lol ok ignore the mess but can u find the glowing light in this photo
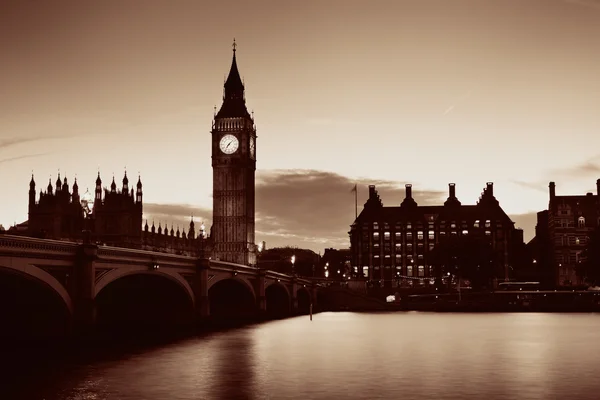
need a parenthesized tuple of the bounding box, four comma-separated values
(325, 270, 329, 278)
(291, 255, 295, 265)
(257, 242, 263, 252)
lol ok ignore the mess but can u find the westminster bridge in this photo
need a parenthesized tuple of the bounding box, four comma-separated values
(0, 234, 317, 338)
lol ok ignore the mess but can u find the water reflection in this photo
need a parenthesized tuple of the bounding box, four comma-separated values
(8, 312, 600, 400)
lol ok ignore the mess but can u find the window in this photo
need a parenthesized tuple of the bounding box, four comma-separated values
(578, 216, 586, 228)
(384, 231, 390, 239)
(474, 220, 480, 228)
(417, 231, 424, 240)
(575, 237, 580, 245)
(373, 222, 379, 229)
(485, 230, 491, 236)
(374, 254, 380, 258)
(395, 232, 401, 238)
(429, 243, 435, 251)
(406, 223, 412, 229)
(417, 254, 424, 260)
(450, 223, 457, 228)
(407, 266, 413, 276)
(462, 230, 468, 235)
(395, 254, 401, 259)
(451, 231, 457, 235)
(485, 220, 491, 228)
(363, 267, 369, 278)
(418, 266, 425, 277)
(374, 243, 380, 248)
(406, 232, 413, 240)
(395, 243, 401, 248)
(384, 223, 390, 229)
(373, 232, 380, 239)
(428, 230, 435, 240)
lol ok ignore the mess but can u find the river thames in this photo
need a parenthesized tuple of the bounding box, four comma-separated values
(6, 312, 600, 399)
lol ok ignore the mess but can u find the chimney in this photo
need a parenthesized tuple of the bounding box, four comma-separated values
(549, 181, 556, 200)
(486, 182, 493, 196)
(448, 183, 456, 198)
(368, 185, 376, 199)
(597, 179, 600, 197)
(405, 184, 412, 199)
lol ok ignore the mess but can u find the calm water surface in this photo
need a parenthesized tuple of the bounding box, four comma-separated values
(9, 312, 600, 399)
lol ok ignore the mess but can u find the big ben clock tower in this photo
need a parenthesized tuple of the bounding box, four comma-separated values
(211, 40, 257, 266)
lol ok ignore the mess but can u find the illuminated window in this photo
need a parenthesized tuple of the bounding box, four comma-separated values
(363, 267, 369, 277)
(417, 243, 424, 249)
(373, 232, 380, 239)
(385, 254, 391, 258)
(374, 243, 380, 248)
(474, 220, 480, 228)
(418, 266, 425, 276)
(406, 223, 412, 229)
(406, 232, 413, 240)
(395, 254, 401, 258)
(384, 231, 390, 239)
(417, 231, 424, 240)
(462, 230, 468, 235)
(407, 243, 413, 250)
(373, 222, 379, 229)
(485, 220, 491, 228)
(428, 231, 435, 240)
(451, 231, 457, 235)
(450, 223, 456, 229)
(374, 254, 380, 258)
(407, 266, 413, 276)
(578, 217, 586, 228)
(395, 232, 401, 238)
(395, 243, 401, 248)
(576, 237, 580, 245)
(485, 230, 491, 236)
(429, 243, 435, 250)
(418, 254, 424, 260)
(384, 223, 390, 229)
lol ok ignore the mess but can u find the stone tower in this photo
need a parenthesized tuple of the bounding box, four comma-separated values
(211, 40, 257, 265)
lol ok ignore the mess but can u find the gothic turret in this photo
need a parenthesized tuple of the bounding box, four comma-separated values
(95, 172, 102, 201)
(72, 178, 80, 203)
(56, 173, 62, 192)
(47, 178, 53, 195)
(110, 176, 117, 193)
(29, 175, 36, 211)
(136, 175, 143, 203)
(122, 171, 129, 193)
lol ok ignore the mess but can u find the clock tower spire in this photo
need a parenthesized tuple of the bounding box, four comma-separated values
(211, 40, 257, 266)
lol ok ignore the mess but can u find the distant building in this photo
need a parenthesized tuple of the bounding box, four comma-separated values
(10, 172, 210, 257)
(348, 182, 523, 288)
(321, 248, 352, 279)
(530, 180, 600, 286)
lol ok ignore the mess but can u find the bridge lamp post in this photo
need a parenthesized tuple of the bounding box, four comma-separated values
(291, 255, 296, 276)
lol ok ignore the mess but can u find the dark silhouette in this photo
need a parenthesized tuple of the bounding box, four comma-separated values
(577, 226, 600, 285)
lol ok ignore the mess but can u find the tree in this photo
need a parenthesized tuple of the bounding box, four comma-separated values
(577, 227, 600, 286)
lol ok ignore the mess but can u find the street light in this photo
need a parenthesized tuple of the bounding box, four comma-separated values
(291, 255, 296, 275)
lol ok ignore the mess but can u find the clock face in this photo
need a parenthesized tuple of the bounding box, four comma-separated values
(219, 134, 239, 154)
(249, 137, 255, 158)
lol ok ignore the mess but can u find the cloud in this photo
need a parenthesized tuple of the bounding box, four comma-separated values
(565, 0, 600, 11)
(550, 158, 600, 178)
(140, 170, 544, 250)
(0, 153, 52, 165)
(142, 169, 446, 251)
(0, 135, 78, 151)
(142, 203, 212, 231)
(510, 179, 548, 194)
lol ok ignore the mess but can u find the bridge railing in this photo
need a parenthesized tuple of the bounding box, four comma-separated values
(0, 234, 79, 255)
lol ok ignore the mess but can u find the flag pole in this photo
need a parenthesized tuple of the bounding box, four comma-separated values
(354, 184, 357, 220)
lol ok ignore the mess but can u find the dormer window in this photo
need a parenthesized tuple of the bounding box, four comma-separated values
(578, 216, 586, 228)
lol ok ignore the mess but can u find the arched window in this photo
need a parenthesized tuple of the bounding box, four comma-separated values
(578, 216, 585, 228)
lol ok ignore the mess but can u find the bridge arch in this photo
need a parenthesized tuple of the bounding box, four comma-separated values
(265, 281, 291, 318)
(207, 275, 256, 299)
(94, 265, 195, 306)
(0, 261, 73, 315)
(296, 286, 312, 315)
(207, 275, 257, 320)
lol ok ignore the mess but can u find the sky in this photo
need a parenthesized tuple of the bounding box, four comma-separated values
(1, 0, 599, 252)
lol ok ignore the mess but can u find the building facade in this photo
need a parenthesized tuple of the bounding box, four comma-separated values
(531, 180, 600, 286)
(348, 182, 523, 287)
(19, 172, 210, 256)
(210, 42, 258, 266)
